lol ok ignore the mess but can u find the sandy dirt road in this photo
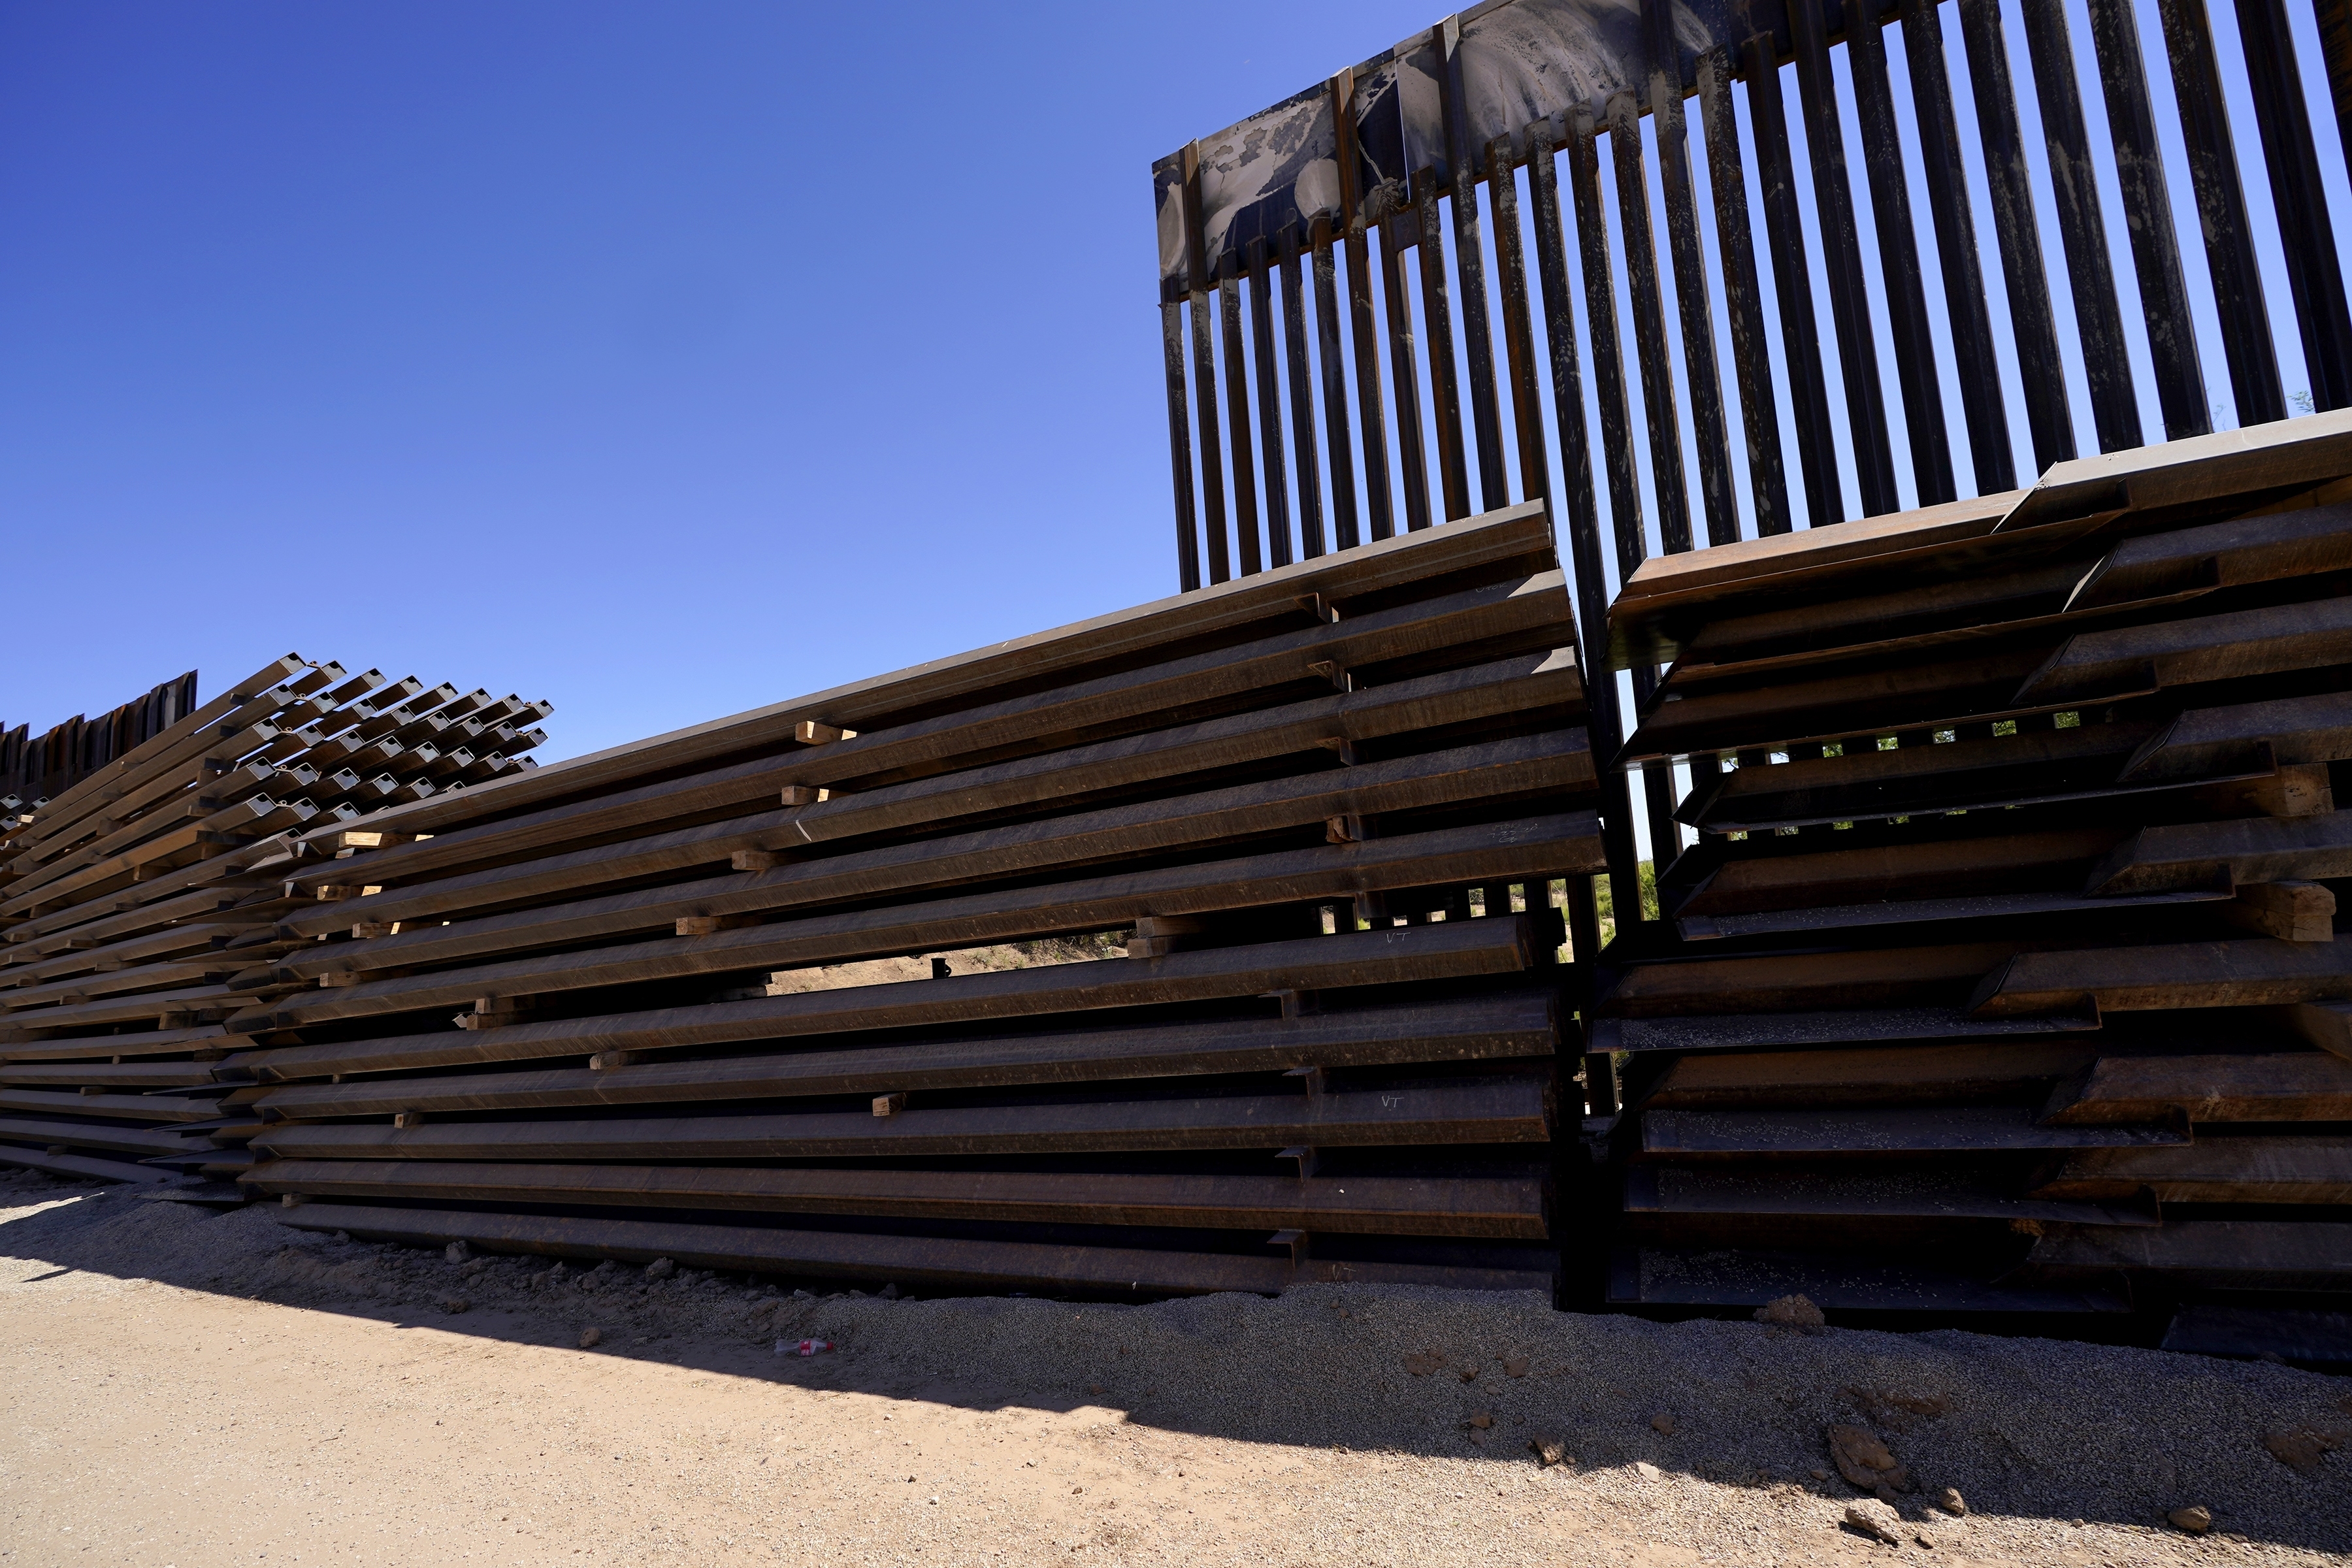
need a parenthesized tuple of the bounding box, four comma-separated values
(1, 1172, 2347, 1568)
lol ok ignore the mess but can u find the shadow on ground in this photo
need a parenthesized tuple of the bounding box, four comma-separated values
(3, 1167, 2348, 1558)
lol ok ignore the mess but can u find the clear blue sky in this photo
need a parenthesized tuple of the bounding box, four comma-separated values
(1, 2, 1437, 760)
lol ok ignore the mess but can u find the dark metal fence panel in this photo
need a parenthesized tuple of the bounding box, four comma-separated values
(3, 672, 199, 807)
(1151, 0, 2352, 894)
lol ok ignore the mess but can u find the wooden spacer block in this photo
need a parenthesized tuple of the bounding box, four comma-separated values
(1122, 914, 1232, 956)
(1305, 659, 1350, 692)
(392, 1111, 425, 1129)
(313, 884, 367, 902)
(78, 1085, 106, 1097)
(794, 721, 857, 745)
(732, 849, 783, 872)
(1266, 989, 1321, 1021)
(456, 996, 533, 1030)
(44, 1145, 69, 1156)
(589, 1050, 638, 1070)
(2192, 763, 2335, 819)
(1316, 736, 1364, 766)
(351, 921, 396, 940)
(2222, 881, 2338, 943)
(872, 1092, 908, 1117)
(280, 1192, 306, 1207)
(338, 829, 419, 851)
(676, 914, 759, 937)
(779, 785, 830, 806)
(1134, 915, 1206, 939)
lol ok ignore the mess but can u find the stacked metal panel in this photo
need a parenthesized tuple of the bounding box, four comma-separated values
(0, 661, 548, 1186)
(1597, 418, 2352, 1323)
(3, 671, 198, 808)
(231, 505, 1605, 1297)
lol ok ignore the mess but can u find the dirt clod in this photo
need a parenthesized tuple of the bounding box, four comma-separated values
(1755, 1294, 1827, 1331)
(1827, 1423, 1912, 1493)
(1843, 1505, 1901, 1544)
(2264, 1428, 2340, 1475)
(578, 1326, 601, 1348)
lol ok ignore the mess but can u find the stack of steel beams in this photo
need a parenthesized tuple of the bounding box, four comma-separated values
(0, 661, 548, 1188)
(235, 504, 1606, 1297)
(1597, 417, 2352, 1326)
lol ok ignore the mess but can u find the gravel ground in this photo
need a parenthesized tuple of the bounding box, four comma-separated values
(1, 1166, 2347, 1567)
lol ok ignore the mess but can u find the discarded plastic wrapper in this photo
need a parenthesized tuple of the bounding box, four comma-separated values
(776, 1338, 833, 1356)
